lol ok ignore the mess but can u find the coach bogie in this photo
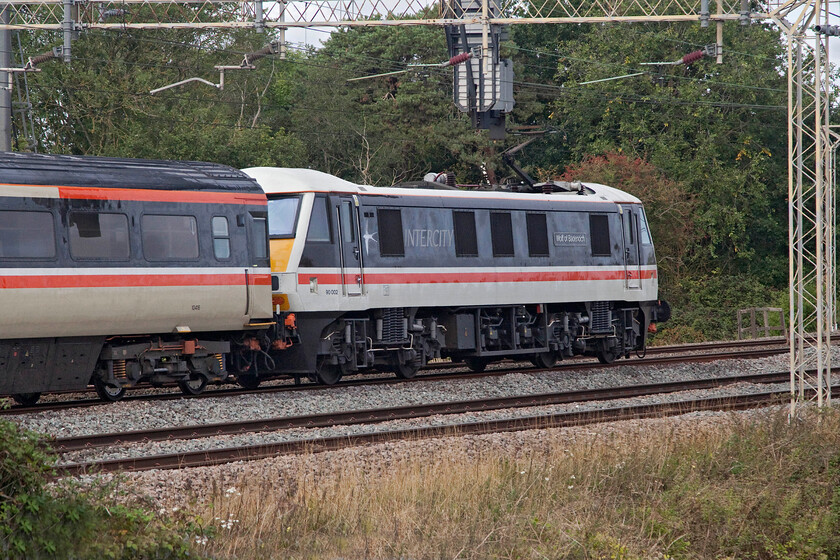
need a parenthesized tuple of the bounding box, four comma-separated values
(93, 337, 229, 400)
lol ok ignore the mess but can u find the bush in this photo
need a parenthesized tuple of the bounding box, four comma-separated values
(653, 273, 787, 342)
(0, 420, 194, 559)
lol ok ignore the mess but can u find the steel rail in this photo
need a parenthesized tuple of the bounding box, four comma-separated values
(4, 345, 790, 415)
(51, 370, 790, 453)
(58, 387, 805, 476)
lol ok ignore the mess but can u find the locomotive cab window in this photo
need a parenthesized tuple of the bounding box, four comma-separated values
(267, 196, 301, 238)
(69, 212, 129, 260)
(638, 208, 652, 245)
(142, 215, 199, 260)
(307, 196, 332, 242)
(526, 213, 549, 257)
(377, 208, 405, 257)
(490, 212, 515, 257)
(589, 214, 611, 257)
(212, 216, 230, 260)
(453, 211, 478, 257)
(0, 210, 55, 259)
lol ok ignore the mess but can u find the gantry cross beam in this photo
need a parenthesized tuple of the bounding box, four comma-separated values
(0, 0, 832, 413)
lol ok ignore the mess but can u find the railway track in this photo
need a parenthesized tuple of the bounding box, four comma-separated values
(6, 341, 791, 416)
(55, 369, 796, 475)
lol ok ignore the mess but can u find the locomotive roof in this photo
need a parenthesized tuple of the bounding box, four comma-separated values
(0, 152, 262, 192)
(244, 167, 643, 204)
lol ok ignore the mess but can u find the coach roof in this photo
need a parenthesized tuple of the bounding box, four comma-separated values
(0, 152, 261, 192)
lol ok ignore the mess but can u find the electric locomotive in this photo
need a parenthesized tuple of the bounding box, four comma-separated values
(245, 167, 669, 385)
(0, 153, 273, 405)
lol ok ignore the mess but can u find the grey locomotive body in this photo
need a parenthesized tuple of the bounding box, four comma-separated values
(248, 168, 669, 384)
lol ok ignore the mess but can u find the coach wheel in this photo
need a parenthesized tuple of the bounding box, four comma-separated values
(93, 377, 126, 402)
(315, 356, 344, 385)
(392, 357, 420, 380)
(236, 374, 261, 390)
(464, 357, 489, 373)
(530, 351, 557, 370)
(12, 393, 40, 407)
(178, 373, 208, 396)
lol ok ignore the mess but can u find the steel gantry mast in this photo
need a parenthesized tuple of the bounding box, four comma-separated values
(0, 0, 832, 412)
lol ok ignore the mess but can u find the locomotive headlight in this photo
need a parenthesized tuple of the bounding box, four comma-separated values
(310, 277, 318, 294)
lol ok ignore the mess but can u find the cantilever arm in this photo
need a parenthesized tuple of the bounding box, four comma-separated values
(150, 77, 220, 95)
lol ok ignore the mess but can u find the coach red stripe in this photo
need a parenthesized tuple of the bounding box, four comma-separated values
(0, 273, 271, 289)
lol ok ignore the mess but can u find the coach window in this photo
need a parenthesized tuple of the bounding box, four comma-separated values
(212, 216, 231, 259)
(526, 213, 550, 257)
(0, 210, 55, 259)
(69, 212, 129, 260)
(490, 212, 514, 257)
(268, 196, 300, 238)
(142, 215, 199, 260)
(453, 211, 478, 257)
(589, 214, 611, 257)
(307, 196, 332, 242)
(377, 208, 405, 257)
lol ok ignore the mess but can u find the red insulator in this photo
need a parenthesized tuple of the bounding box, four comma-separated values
(681, 50, 705, 65)
(448, 52, 472, 66)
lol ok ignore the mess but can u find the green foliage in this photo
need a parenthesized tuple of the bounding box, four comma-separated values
(0, 420, 195, 559)
(284, 19, 498, 184)
(546, 22, 788, 283)
(23, 28, 305, 168)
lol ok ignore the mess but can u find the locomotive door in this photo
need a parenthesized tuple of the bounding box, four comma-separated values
(337, 196, 364, 296)
(620, 205, 641, 290)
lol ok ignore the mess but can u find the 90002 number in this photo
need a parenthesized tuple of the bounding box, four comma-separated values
(325, 289, 339, 295)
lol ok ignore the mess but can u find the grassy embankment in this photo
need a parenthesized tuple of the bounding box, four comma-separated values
(3, 407, 840, 559)
(194, 407, 840, 559)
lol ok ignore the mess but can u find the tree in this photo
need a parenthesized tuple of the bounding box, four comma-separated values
(22, 28, 305, 168)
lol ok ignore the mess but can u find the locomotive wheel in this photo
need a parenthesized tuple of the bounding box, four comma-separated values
(392, 357, 420, 379)
(596, 343, 618, 365)
(236, 374, 261, 390)
(12, 393, 41, 407)
(530, 351, 557, 369)
(93, 377, 126, 402)
(178, 373, 208, 396)
(464, 357, 489, 373)
(315, 356, 344, 385)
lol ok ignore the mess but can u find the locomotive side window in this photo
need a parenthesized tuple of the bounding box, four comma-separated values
(377, 209, 405, 257)
(68, 212, 129, 260)
(0, 210, 55, 259)
(453, 211, 478, 257)
(526, 213, 549, 257)
(212, 216, 231, 260)
(623, 209, 634, 244)
(267, 196, 300, 238)
(307, 196, 332, 242)
(142, 215, 199, 260)
(339, 202, 356, 243)
(638, 208, 652, 245)
(589, 214, 611, 257)
(490, 212, 514, 257)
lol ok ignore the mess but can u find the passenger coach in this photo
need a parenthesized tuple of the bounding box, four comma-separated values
(0, 153, 272, 404)
(245, 168, 669, 385)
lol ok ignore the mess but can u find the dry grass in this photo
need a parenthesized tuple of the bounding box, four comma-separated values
(188, 408, 840, 559)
